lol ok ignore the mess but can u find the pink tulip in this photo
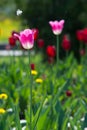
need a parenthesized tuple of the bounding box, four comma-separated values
(49, 20, 65, 35)
(14, 29, 34, 49)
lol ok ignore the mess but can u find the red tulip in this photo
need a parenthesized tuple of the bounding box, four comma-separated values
(61, 35, 71, 51)
(76, 28, 87, 43)
(12, 31, 20, 41)
(82, 28, 87, 43)
(32, 28, 39, 41)
(76, 30, 83, 41)
(8, 36, 16, 46)
(37, 39, 44, 48)
(30, 63, 35, 70)
(46, 45, 56, 57)
(66, 90, 72, 97)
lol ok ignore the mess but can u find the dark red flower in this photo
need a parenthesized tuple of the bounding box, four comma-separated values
(66, 90, 72, 97)
(82, 28, 87, 43)
(32, 28, 39, 41)
(61, 35, 71, 51)
(76, 30, 84, 41)
(12, 31, 20, 41)
(46, 45, 56, 57)
(80, 49, 85, 56)
(8, 36, 16, 46)
(30, 63, 35, 70)
(37, 39, 44, 48)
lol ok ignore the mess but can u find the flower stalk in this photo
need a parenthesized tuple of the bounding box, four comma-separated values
(49, 19, 65, 65)
(57, 35, 59, 65)
(28, 50, 32, 130)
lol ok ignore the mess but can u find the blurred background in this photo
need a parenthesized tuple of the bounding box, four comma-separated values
(0, 0, 87, 61)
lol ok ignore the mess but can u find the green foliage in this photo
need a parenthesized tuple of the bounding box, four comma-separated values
(0, 51, 87, 129)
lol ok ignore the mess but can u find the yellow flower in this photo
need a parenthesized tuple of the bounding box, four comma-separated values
(35, 78, 43, 83)
(31, 70, 38, 75)
(0, 93, 8, 100)
(0, 108, 6, 114)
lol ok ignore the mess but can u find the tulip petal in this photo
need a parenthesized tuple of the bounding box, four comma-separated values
(49, 20, 65, 35)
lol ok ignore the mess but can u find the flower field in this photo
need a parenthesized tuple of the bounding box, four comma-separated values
(0, 19, 87, 130)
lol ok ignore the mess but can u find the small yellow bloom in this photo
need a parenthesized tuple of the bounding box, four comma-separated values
(35, 78, 43, 83)
(0, 93, 8, 100)
(0, 108, 6, 114)
(31, 70, 38, 75)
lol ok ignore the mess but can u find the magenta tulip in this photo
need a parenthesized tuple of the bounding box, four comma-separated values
(14, 29, 34, 49)
(49, 20, 65, 35)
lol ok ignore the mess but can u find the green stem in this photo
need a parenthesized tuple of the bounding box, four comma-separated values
(56, 35, 59, 65)
(66, 51, 68, 60)
(15, 105, 22, 130)
(28, 51, 32, 130)
(80, 41, 83, 51)
(80, 41, 83, 64)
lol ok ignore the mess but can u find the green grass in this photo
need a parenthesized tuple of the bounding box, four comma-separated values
(0, 52, 87, 130)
